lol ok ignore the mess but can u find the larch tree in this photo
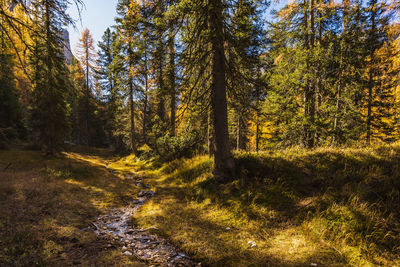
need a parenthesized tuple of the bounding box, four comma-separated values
(76, 28, 96, 146)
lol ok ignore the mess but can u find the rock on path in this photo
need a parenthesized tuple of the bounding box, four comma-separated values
(91, 178, 199, 266)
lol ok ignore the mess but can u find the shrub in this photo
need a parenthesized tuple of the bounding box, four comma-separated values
(154, 130, 203, 161)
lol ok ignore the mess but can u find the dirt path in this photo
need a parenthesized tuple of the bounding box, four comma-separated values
(90, 176, 199, 266)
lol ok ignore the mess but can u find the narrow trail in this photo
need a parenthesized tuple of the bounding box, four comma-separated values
(90, 176, 199, 266)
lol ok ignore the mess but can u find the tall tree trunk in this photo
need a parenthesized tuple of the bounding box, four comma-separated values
(128, 43, 137, 153)
(333, 0, 350, 145)
(208, 0, 235, 180)
(85, 42, 90, 146)
(256, 111, 260, 153)
(168, 28, 176, 136)
(307, 0, 316, 148)
(303, 0, 309, 147)
(366, 0, 376, 144)
(129, 77, 137, 153)
(367, 72, 373, 144)
(142, 50, 148, 142)
(156, 34, 165, 121)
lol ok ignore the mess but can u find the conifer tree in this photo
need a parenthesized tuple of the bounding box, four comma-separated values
(96, 28, 120, 146)
(0, 23, 24, 146)
(76, 28, 96, 145)
(29, 0, 72, 155)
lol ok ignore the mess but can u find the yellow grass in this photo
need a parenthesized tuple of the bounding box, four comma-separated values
(2, 144, 400, 266)
(0, 150, 146, 266)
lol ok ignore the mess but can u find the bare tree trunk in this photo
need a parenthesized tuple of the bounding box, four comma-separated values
(208, 0, 235, 181)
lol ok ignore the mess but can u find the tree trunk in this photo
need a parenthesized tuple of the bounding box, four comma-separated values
(236, 114, 240, 151)
(142, 50, 148, 142)
(366, 0, 376, 144)
(156, 35, 165, 121)
(307, 0, 316, 148)
(168, 28, 176, 136)
(256, 111, 260, 153)
(207, 107, 214, 158)
(128, 42, 137, 153)
(129, 77, 137, 153)
(85, 42, 90, 146)
(208, 0, 235, 181)
(367, 72, 373, 144)
(303, 0, 309, 147)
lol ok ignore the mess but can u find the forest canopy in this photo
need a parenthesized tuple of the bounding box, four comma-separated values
(1, 0, 400, 177)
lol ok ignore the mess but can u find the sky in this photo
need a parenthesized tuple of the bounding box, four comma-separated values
(67, 0, 119, 55)
(66, 0, 287, 56)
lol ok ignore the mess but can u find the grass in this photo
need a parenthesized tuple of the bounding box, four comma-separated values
(110, 144, 400, 266)
(0, 150, 147, 266)
(1, 144, 399, 266)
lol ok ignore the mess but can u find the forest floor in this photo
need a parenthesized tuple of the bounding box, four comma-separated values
(0, 149, 148, 266)
(1, 144, 400, 266)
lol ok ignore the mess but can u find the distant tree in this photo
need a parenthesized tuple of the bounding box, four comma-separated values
(76, 28, 96, 145)
(96, 28, 122, 148)
(227, 0, 265, 150)
(363, 0, 397, 144)
(115, 0, 144, 153)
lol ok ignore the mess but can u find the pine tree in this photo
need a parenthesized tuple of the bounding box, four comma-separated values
(115, 0, 142, 153)
(0, 25, 24, 147)
(96, 28, 120, 147)
(29, 0, 71, 155)
(227, 0, 265, 150)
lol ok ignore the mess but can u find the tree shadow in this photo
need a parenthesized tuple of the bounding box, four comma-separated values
(0, 150, 145, 266)
(145, 146, 400, 265)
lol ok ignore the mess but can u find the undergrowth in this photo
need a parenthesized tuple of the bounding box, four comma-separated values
(119, 143, 400, 266)
(1, 144, 399, 266)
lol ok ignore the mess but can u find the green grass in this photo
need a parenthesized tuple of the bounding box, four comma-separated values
(1, 144, 399, 266)
(113, 144, 400, 266)
(0, 150, 147, 266)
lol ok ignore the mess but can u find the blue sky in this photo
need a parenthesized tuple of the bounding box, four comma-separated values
(67, 0, 119, 54)
(66, 0, 287, 55)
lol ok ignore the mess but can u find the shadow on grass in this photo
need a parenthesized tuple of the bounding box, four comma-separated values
(137, 145, 400, 265)
(0, 150, 144, 266)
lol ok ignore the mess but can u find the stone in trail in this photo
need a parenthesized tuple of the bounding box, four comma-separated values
(91, 179, 199, 266)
